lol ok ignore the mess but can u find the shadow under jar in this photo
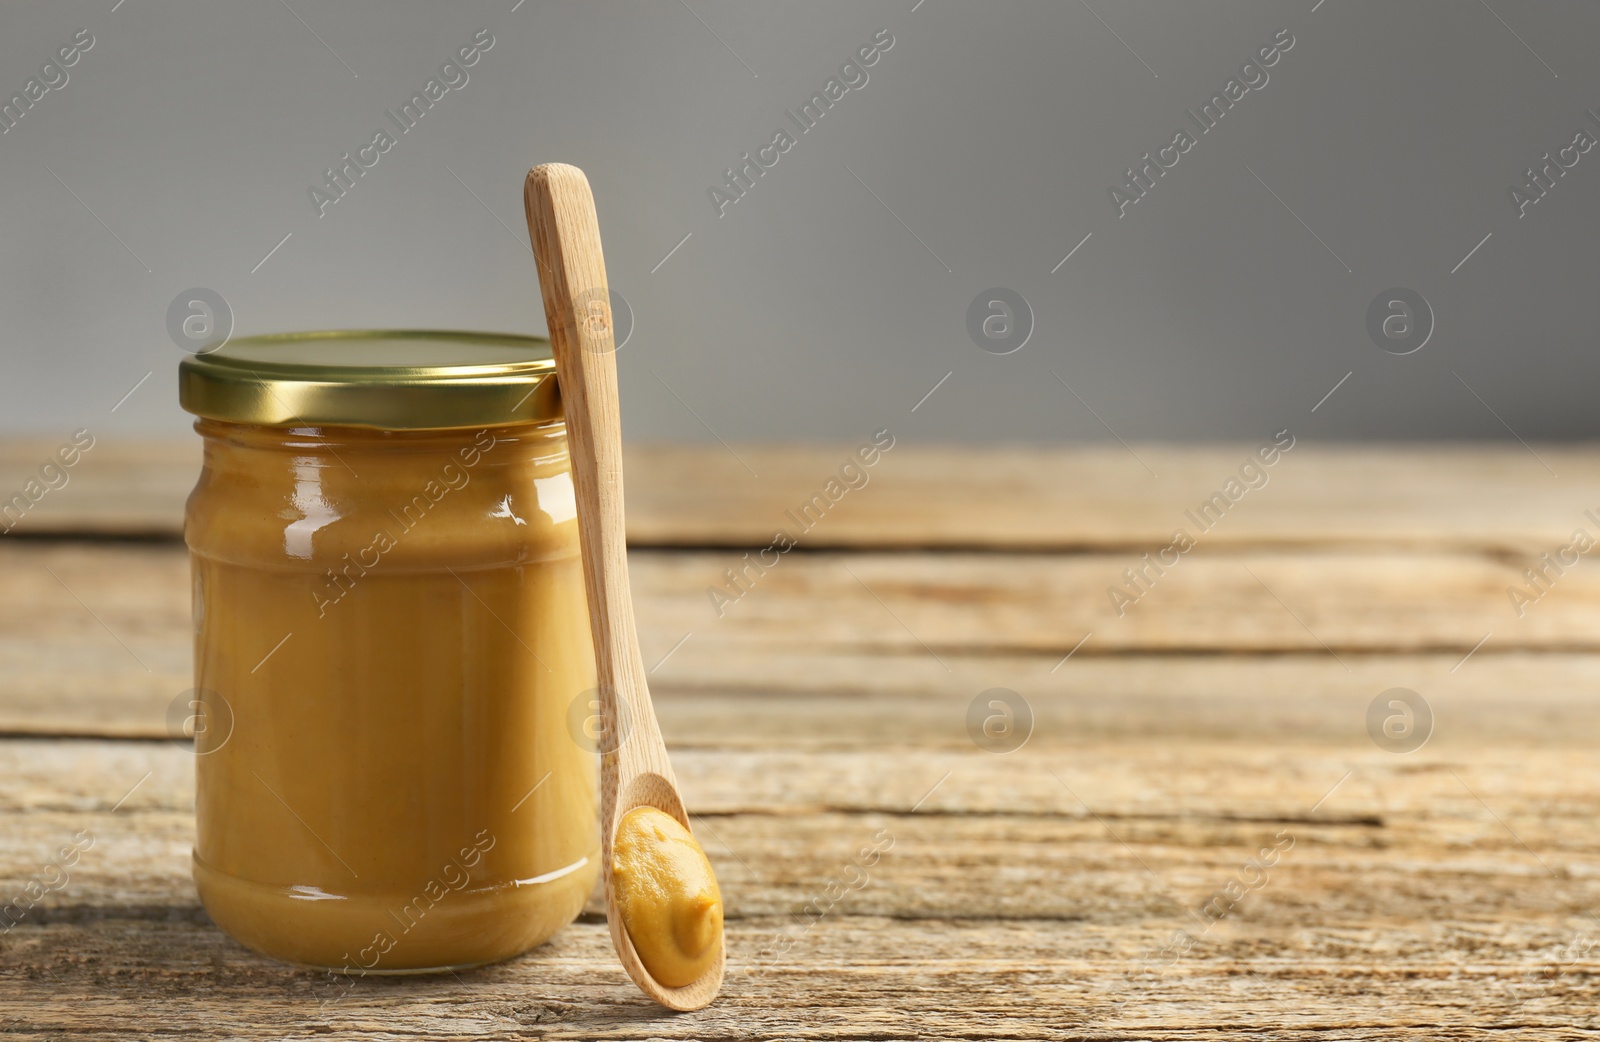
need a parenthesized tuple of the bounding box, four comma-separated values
(178, 331, 599, 973)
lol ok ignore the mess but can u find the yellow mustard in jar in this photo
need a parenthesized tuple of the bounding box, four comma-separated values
(179, 330, 598, 972)
(611, 807, 723, 988)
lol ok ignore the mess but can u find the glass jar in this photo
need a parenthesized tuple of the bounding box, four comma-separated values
(178, 331, 598, 973)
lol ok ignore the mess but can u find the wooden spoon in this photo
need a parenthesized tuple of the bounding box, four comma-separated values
(523, 162, 725, 1011)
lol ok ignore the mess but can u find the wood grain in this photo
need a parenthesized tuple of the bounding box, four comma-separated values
(4, 442, 1599, 1036)
(9, 439, 1600, 551)
(10, 916, 1593, 1040)
(0, 438, 195, 538)
(4, 541, 1600, 741)
(2, 739, 1596, 1038)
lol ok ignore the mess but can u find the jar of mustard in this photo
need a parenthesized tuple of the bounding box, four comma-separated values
(177, 330, 599, 973)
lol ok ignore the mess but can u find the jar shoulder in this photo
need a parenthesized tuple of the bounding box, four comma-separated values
(186, 452, 578, 568)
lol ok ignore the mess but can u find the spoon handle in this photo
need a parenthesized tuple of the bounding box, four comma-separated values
(524, 164, 664, 777)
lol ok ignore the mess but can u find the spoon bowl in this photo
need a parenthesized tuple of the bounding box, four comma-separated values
(607, 774, 726, 1009)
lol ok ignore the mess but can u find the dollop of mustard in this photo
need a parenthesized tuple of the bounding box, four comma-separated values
(611, 806, 723, 988)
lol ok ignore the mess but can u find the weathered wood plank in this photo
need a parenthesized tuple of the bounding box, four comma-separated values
(4, 541, 1600, 739)
(1, 740, 1595, 1038)
(8, 797, 1596, 925)
(9, 644, 1600, 747)
(641, 547, 1590, 656)
(6, 916, 1594, 1040)
(0, 439, 196, 538)
(624, 442, 1600, 555)
(8, 439, 1600, 552)
(5, 740, 1596, 913)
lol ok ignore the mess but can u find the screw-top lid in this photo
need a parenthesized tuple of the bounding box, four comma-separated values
(178, 330, 559, 430)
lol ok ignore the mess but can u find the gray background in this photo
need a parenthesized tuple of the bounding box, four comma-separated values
(3, 0, 1597, 443)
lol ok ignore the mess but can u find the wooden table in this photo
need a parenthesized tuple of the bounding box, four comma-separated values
(3, 441, 1597, 1039)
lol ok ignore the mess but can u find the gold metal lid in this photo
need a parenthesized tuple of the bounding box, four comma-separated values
(178, 330, 559, 430)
